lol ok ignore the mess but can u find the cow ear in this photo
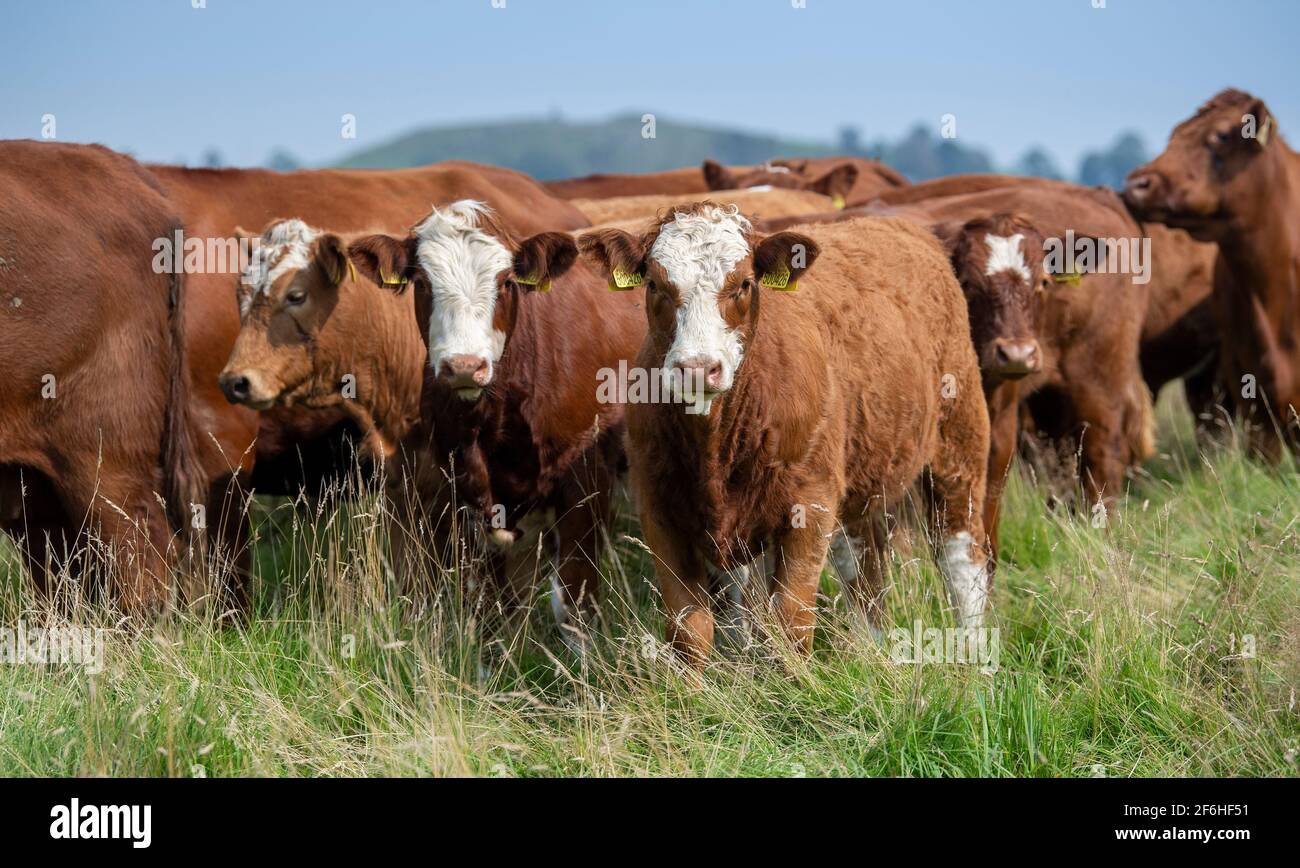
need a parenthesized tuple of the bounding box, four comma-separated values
(348, 234, 415, 293)
(810, 164, 859, 209)
(314, 234, 351, 287)
(702, 159, 738, 191)
(930, 220, 965, 261)
(577, 228, 646, 291)
(512, 232, 577, 293)
(753, 231, 819, 291)
(1246, 100, 1275, 148)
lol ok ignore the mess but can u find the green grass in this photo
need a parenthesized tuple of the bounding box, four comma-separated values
(1, 388, 1296, 777)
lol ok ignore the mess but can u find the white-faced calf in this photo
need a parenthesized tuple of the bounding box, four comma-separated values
(580, 204, 993, 667)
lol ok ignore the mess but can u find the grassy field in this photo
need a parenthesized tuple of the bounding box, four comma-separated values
(1, 388, 1297, 777)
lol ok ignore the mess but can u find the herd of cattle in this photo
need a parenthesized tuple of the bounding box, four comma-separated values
(0, 88, 1294, 666)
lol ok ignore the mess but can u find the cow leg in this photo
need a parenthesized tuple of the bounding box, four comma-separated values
(830, 515, 888, 640)
(929, 388, 992, 629)
(770, 492, 837, 654)
(983, 382, 1021, 564)
(1070, 387, 1126, 508)
(59, 464, 173, 616)
(639, 505, 712, 669)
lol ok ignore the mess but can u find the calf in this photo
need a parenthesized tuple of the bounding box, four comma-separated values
(579, 206, 992, 667)
(764, 183, 1155, 509)
(352, 202, 646, 638)
(1124, 89, 1299, 457)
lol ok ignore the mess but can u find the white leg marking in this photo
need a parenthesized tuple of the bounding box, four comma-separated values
(940, 531, 989, 628)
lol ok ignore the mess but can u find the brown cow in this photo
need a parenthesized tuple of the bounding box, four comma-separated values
(761, 182, 1156, 510)
(146, 160, 592, 601)
(0, 141, 202, 612)
(1123, 89, 1299, 457)
(706, 157, 910, 207)
(351, 201, 646, 643)
(579, 206, 992, 667)
(701, 159, 860, 208)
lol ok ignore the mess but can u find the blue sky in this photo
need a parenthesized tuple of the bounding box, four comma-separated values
(2, 0, 1295, 170)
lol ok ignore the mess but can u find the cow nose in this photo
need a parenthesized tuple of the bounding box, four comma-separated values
(219, 372, 251, 404)
(674, 356, 725, 391)
(439, 354, 491, 388)
(992, 340, 1041, 377)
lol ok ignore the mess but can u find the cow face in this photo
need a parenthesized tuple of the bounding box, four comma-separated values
(703, 159, 858, 206)
(219, 219, 349, 409)
(937, 215, 1046, 381)
(350, 201, 577, 401)
(1124, 89, 1277, 240)
(580, 203, 819, 414)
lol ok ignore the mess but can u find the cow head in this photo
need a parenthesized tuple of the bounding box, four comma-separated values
(349, 201, 577, 401)
(579, 203, 819, 414)
(702, 159, 858, 207)
(935, 214, 1046, 381)
(219, 219, 352, 409)
(1124, 89, 1279, 240)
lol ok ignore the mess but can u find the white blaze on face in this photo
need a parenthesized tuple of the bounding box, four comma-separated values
(650, 205, 752, 402)
(238, 219, 318, 318)
(411, 200, 512, 379)
(983, 233, 1030, 284)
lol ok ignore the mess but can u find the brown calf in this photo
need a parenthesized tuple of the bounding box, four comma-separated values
(352, 202, 646, 640)
(1124, 89, 1299, 457)
(702, 159, 860, 208)
(580, 207, 991, 667)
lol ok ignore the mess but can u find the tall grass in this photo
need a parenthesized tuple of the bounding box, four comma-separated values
(0, 388, 1296, 777)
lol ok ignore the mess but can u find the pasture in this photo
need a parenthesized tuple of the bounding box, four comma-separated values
(1, 390, 1295, 777)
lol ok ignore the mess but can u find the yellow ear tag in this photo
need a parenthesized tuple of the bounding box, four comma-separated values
(379, 271, 408, 287)
(515, 271, 549, 291)
(609, 268, 643, 291)
(759, 266, 795, 291)
(348, 260, 357, 284)
(1052, 269, 1083, 288)
(831, 194, 846, 210)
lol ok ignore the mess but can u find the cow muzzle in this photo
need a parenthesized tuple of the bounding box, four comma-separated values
(218, 369, 277, 410)
(671, 355, 727, 397)
(989, 339, 1041, 379)
(439, 354, 492, 400)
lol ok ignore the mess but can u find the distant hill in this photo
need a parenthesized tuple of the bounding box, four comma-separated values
(328, 113, 1146, 189)
(335, 113, 842, 178)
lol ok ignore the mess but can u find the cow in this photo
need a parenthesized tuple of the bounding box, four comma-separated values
(701, 159, 860, 208)
(1123, 89, 1299, 458)
(760, 182, 1155, 513)
(145, 160, 592, 603)
(579, 205, 992, 667)
(0, 141, 203, 612)
(350, 201, 646, 643)
(704, 157, 910, 208)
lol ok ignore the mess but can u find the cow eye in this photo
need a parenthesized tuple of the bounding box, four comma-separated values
(740, 278, 754, 293)
(285, 289, 307, 306)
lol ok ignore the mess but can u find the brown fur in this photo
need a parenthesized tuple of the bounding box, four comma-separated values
(146, 160, 593, 603)
(574, 188, 836, 227)
(1124, 89, 1299, 457)
(0, 141, 200, 612)
(353, 208, 646, 626)
(580, 209, 991, 667)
